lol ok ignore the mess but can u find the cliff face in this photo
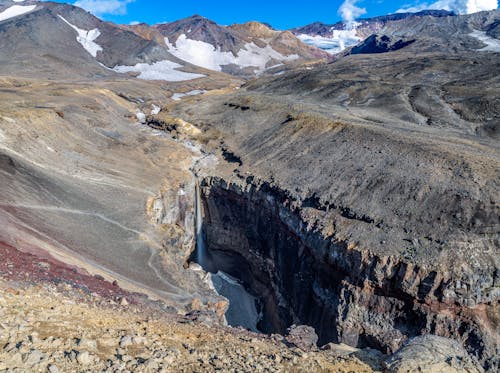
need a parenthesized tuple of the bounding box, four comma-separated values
(166, 36, 498, 370)
(195, 175, 498, 370)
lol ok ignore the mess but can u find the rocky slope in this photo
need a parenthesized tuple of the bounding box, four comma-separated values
(358, 9, 500, 54)
(0, 0, 229, 83)
(290, 10, 455, 37)
(0, 278, 386, 372)
(168, 12, 499, 369)
(0, 74, 235, 315)
(291, 9, 499, 54)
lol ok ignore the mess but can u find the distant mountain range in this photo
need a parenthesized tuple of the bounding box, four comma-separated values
(0, 0, 498, 81)
(0, 0, 329, 80)
(290, 10, 459, 53)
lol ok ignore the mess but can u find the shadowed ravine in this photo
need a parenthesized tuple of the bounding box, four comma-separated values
(194, 179, 262, 332)
(191, 175, 498, 369)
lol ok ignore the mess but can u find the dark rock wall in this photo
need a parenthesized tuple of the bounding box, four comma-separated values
(198, 176, 498, 371)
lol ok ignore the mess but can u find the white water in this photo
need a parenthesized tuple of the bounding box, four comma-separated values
(211, 271, 261, 332)
(192, 180, 262, 331)
(195, 181, 207, 266)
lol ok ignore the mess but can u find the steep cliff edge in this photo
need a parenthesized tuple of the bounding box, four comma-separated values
(193, 175, 497, 369)
(170, 49, 499, 370)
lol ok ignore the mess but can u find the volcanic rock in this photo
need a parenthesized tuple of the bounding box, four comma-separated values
(285, 325, 319, 351)
(384, 335, 484, 373)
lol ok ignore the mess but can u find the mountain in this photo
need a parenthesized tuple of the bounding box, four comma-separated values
(144, 15, 330, 77)
(0, 0, 219, 82)
(290, 10, 456, 53)
(291, 10, 455, 36)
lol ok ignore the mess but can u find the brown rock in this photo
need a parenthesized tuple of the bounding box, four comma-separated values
(285, 325, 318, 351)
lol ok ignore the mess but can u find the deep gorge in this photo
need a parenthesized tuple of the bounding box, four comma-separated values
(191, 175, 497, 369)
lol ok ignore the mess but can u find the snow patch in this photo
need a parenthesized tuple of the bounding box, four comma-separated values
(470, 30, 500, 52)
(136, 111, 146, 123)
(165, 34, 299, 73)
(211, 271, 261, 332)
(112, 60, 205, 82)
(0, 4, 36, 22)
(171, 89, 207, 101)
(297, 28, 361, 54)
(58, 15, 103, 57)
(151, 104, 161, 115)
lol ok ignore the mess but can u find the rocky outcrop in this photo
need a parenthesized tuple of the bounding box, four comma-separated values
(195, 175, 498, 370)
(285, 325, 319, 351)
(350, 34, 415, 54)
(384, 335, 484, 373)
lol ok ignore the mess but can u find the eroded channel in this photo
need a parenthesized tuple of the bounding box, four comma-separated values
(189, 175, 496, 369)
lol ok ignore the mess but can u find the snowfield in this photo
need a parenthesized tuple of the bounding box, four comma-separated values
(297, 29, 361, 54)
(58, 15, 103, 57)
(171, 89, 207, 101)
(0, 5, 37, 22)
(165, 34, 299, 73)
(470, 30, 500, 52)
(112, 60, 206, 82)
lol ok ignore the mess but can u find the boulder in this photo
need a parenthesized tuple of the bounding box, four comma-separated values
(385, 335, 484, 373)
(285, 325, 318, 351)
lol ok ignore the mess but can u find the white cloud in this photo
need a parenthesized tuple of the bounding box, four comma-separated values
(73, 0, 135, 16)
(338, 0, 367, 26)
(297, 31, 361, 54)
(396, 0, 498, 14)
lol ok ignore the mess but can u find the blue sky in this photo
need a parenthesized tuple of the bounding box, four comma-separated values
(66, 0, 498, 29)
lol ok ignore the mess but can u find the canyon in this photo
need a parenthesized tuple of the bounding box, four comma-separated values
(0, 2, 498, 371)
(191, 175, 497, 368)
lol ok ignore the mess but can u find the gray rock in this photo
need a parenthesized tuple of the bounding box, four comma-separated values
(77, 338, 97, 350)
(37, 262, 51, 271)
(120, 335, 133, 348)
(285, 325, 318, 351)
(23, 349, 46, 366)
(120, 297, 129, 306)
(321, 342, 359, 356)
(131, 336, 147, 345)
(385, 335, 484, 373)
(76, 350, 93, 365)
(47, 364, 59, 373)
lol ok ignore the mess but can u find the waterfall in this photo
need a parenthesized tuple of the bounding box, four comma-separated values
(195, 181, 207, 267)
(193, 180, 262, 331)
